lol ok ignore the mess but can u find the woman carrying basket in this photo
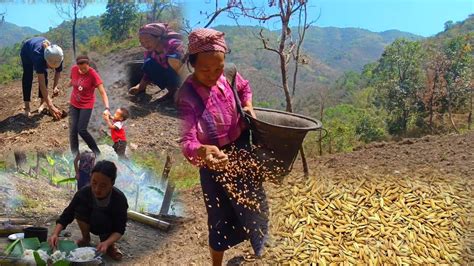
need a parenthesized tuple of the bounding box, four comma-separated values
(177, 28, 266, 265)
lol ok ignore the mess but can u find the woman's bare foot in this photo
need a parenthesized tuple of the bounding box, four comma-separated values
(106, 243, 123, 261)
(128, 85, 146, 95)
(76, 238, 91, 247)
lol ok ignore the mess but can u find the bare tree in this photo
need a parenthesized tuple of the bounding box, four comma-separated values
(423, 46, 447, 132)
(145, 0, 171, 23)
(290, 3, 316, 175)
(198, 0, 241, 28)
(56, 0, 87, 58)
(205, 0, 312, 112)
(469, 81, 473, 130)
(201, 0, 313, 176)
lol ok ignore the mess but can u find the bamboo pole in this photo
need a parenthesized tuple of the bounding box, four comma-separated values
(127, 210, 170, 231)
(0, 218, 29, 225)
(0, 224, 33, 236)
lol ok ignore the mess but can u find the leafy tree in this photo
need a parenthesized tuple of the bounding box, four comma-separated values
(372, 38, 425, 135)
(100, 0, 138, 42)
(316, 104, 386, 153)
(356, 115, 386, 143)
(45, 16, 102, 50)
(444, 20, 454, 31)
(0, 43, 22, 84)
(443, 34, 473, 132)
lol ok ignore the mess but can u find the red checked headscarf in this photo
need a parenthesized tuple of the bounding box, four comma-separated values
(188, 28, 228, 55)
(139, 23, 182, 40)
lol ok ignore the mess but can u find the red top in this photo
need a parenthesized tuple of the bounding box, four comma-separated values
(111, 120, 126, 142)
(70, 65, 103, 109)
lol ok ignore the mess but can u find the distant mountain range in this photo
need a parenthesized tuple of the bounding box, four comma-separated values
(301, 27, 422, 73)
(1, 18, 451, 110)
(0, 22, 41, 48)
(213, 25, 423, 107)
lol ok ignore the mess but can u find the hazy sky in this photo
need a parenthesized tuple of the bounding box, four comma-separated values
(1, 0, 473, 36)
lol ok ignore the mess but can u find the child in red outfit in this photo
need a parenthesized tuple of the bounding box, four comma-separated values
(103, 108, 129, 159)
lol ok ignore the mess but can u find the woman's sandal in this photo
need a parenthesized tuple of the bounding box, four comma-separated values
(106, 244, 123, 261)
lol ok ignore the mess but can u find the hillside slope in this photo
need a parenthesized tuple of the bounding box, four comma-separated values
(0, 21, 41, 48)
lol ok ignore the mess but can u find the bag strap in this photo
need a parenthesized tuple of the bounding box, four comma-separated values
(224, 63, 249, 125)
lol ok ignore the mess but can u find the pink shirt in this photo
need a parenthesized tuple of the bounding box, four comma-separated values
(178, 72, 252, 165)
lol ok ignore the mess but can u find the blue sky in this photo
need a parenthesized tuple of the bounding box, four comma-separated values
(1, 0, 473, 36)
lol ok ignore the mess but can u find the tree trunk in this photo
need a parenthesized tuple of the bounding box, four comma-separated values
(279, 53, 292, 112)
(72, 13, 77, 58)
(292, 56, 300, 98)
(319, 95, 324, 156)
(446, 86, 460, 133)
(156, 5, 167, 21)
(429, 96, 434, 132)
(468, 88, 472, 130)
(328, 135, 333, 154)
(14, 151, 27, 172)
(36, 151, 40, 178)
(402, 109, 409, 135)
(151, 2, 157, 22)
(429, 75, 437, 132)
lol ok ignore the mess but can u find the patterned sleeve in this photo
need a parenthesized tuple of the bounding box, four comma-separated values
(177, 96, 203, 166)
(166, 38, 184, 60)
(235, 72, 253, 105)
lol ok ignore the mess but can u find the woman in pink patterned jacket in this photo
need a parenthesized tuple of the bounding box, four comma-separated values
(129, 23, 184, 102)
(177, 28, 267, 265)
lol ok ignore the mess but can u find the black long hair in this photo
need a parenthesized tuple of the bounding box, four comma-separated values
(91, 160, 117, 184)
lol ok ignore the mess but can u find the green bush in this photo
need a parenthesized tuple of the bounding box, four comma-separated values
(304, 104, 387, 157)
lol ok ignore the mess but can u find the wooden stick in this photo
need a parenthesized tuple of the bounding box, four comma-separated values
(159, 154, 174, 215)
(159, 154, 172, 187)
(159, 181, 175, 215)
